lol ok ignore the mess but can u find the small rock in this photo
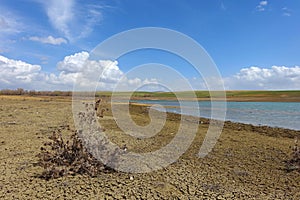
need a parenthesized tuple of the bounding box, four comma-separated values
(223, 193, 234, 198)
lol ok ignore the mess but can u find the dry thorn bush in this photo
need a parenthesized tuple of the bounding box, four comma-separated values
(285, 137, 300, 172)
(36, 99, 115, 180)
(94, 98, 109, 118)
(36, 129, 113, 180)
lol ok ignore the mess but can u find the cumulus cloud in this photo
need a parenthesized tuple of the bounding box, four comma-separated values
(256, 1, 268, 11)
(29, 36, 67, 45)
(2, 52, 299, 91)
(41, 0, 102, 41)
(0, 55, 41, 85)
(0, 55, 60, 90)
(225, 66, 300, 90)
(115, 77, 160, 92)
(57, 52, 89, 73)
(56, 52, 124, 89)
(0, 52, 156, 91)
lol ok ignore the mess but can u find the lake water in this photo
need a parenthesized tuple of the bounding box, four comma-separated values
(131, 100, 300, 130)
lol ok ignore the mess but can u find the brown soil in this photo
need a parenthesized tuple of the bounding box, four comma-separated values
(0, 96, 299, 199)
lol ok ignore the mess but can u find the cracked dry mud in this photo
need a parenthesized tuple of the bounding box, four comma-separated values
(0, 96, 299, 199)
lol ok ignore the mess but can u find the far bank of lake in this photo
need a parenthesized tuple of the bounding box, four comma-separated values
(131, 100, 300, 130)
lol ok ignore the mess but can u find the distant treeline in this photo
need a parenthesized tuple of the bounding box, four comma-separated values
(0, 88, 113, 97)
(0, 88, 72, 96)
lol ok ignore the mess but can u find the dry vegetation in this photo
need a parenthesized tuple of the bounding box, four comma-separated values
(286, 138, 300, 172)
(0, 88, 72, 96)
(35, 129, 110, 180)
(35, 98, 114, 180)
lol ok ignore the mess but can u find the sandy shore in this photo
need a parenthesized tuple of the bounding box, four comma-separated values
(0, 96, 299, 199)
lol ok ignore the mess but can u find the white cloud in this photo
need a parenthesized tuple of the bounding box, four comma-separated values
(256, 1, 268, 11)
(0, 52, 154, 91)
(41, 0, 102, 41)
(0, 4, 33, 52)
(282, 7, 292, 17)
(44, 0, 74, 40)
(29, 36, 67, 45)
(115, 77, 160, 92)
(57, 51, 89, 73)
(0, 6, 27, 53)
(56, 52, 124, 89)
(0, 15, 20, 35)
(0, 55, 42, 86)
(260, 1, 268, 6)
(2, 53, 299, 91)
(224, 66, 300, 90)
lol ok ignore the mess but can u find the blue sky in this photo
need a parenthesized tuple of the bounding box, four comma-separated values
(0, 0, 300, 90)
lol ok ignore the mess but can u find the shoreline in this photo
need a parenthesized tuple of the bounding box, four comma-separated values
(129, 101, 300, 132)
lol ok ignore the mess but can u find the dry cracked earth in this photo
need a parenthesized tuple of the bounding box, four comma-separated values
(0, 96, 299, 199)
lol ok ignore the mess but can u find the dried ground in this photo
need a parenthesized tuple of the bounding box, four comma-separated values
(0, 95, 299, 199)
